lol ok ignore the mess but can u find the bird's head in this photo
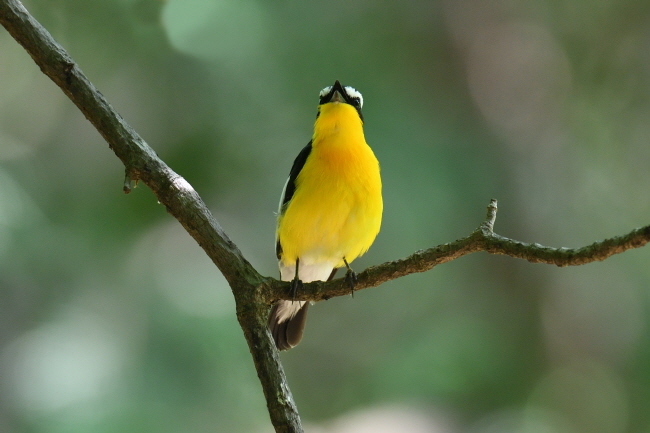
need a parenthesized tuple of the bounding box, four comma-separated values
(317, 80, 364, 122)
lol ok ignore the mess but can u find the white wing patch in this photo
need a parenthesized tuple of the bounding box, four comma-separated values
(278, 177, 290, 215)
(275, 176, 290, 250)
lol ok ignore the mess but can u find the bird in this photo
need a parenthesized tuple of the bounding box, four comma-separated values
(268, 80, 383, 350)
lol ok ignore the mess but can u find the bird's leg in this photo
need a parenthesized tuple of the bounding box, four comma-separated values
(343, 258, 357, 297)
(291, 257, 303, 301)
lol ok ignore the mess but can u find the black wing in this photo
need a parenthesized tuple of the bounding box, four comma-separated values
(276, 141, 312, 259)
(282, 141, 312, 208)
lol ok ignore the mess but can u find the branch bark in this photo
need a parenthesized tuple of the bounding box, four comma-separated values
(2, 1, 650, 432)
(0, 1, 301, 431)
(265, 199, 650, 302)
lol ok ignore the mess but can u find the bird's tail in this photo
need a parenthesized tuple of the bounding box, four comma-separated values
(269, 267, 338, 350)
(268, 301, 309, 351)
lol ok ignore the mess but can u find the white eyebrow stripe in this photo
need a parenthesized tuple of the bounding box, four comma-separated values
(343, 86, 363, 108)
(319, 86, 332, 98)
(317, 84, 364, 108)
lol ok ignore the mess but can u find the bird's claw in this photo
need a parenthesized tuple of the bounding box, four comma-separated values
(290, 278, 304, 301)
(344, 270, 357, 297)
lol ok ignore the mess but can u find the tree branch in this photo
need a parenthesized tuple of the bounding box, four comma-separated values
(270, 199, 650, 302)
(0, 0, 254, 288)
(0, 1, 301, 432)
(2, 1, 650, 432)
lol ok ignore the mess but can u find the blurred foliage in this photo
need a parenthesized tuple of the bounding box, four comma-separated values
(1, 0, 650, 432)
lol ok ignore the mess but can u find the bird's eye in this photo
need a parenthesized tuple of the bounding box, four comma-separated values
(343, 86, 363, 109)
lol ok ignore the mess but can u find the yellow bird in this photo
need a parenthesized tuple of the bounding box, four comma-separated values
(268, 80, 383, 350)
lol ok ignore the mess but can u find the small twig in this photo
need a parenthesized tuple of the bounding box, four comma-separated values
(123, 168, 134, 194)
(481, 198, 498, 233)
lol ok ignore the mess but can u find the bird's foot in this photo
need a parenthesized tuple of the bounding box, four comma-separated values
(344, 269, 357, 297)
(290, 278, 304, 301)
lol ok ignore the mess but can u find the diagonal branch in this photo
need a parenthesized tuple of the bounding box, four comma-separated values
(0, 0, 254, 290)
(0, 1, 301, 432)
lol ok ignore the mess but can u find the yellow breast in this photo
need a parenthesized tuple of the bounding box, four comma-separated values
(277, 102, 383, 268)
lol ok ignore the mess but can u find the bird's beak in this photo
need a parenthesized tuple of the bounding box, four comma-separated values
(329, 80, 346, 103)
(320, 80, 347, 105)
(331, 90, 344, 103)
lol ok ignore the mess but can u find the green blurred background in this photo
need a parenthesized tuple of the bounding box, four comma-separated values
(1, 0, 650, 432)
